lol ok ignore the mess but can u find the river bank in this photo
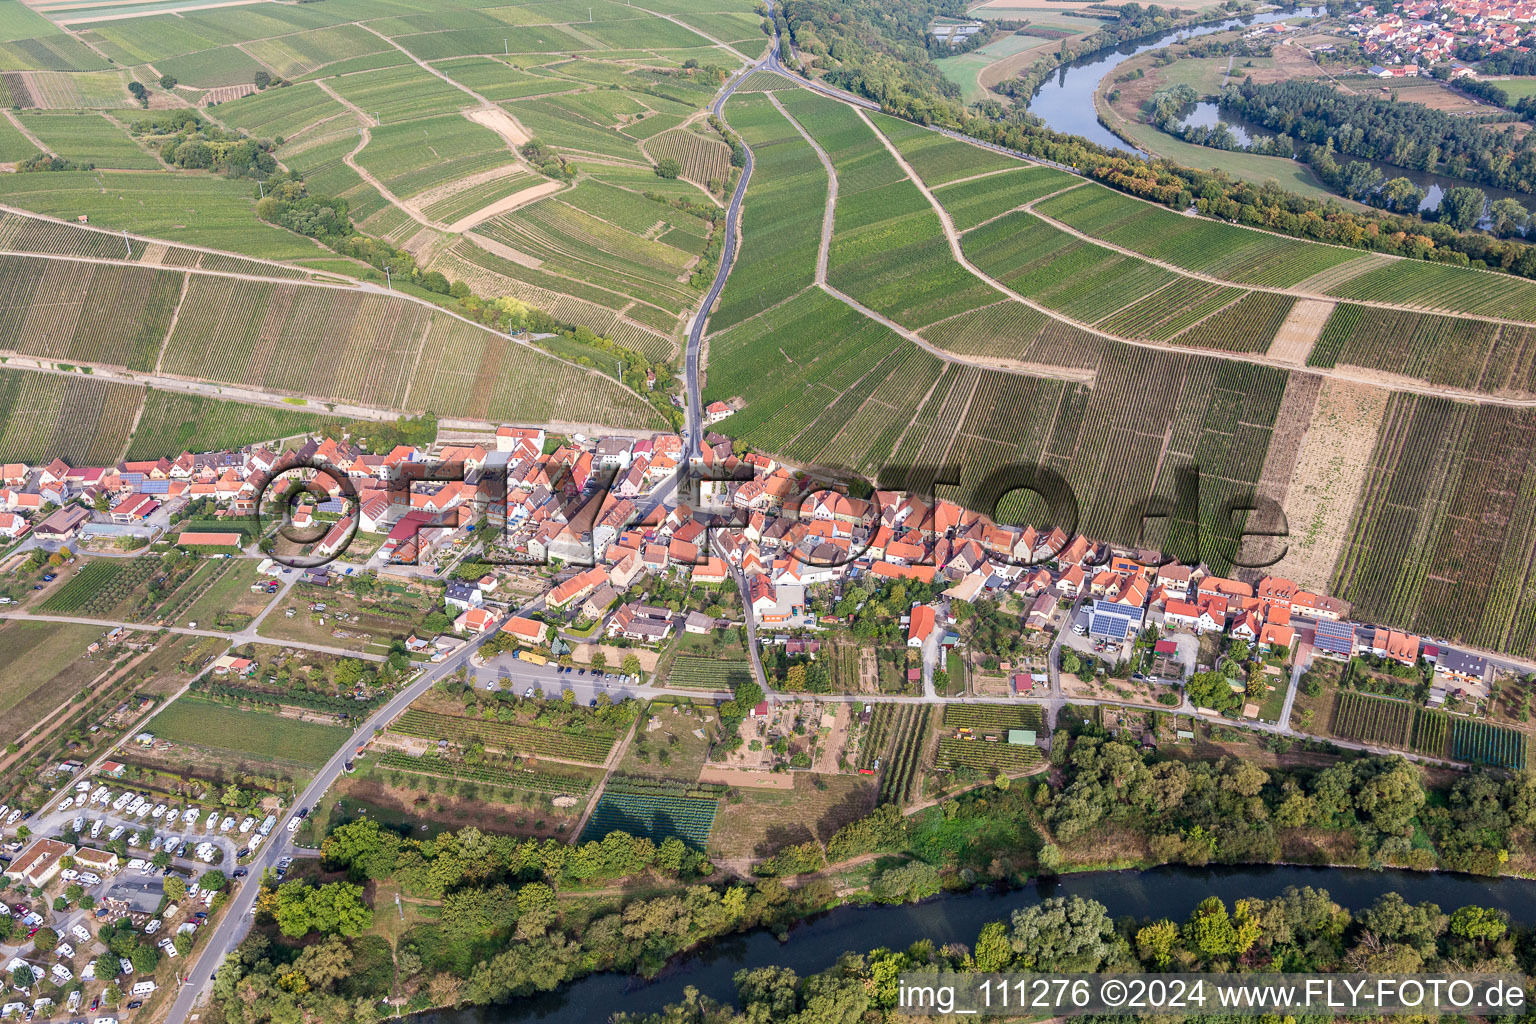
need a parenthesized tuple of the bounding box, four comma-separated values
(417, 861, 1536, 1024)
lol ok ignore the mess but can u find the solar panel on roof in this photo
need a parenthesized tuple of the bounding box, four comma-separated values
(1090, 613, 1131, 640)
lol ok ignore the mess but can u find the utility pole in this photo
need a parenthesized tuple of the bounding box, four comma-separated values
(505, 39, 509, 54)
(122, 229, 131, 258)
(385, 267, 392, 290)
(257, 179, 265, 198)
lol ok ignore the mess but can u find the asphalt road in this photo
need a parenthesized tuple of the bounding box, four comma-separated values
(158, 605, 521, 1024)
(683, 13, 774, 461)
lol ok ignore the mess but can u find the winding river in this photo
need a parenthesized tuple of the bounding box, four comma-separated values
(429, 864, 1536, 1024)
(1027, 7, 1323, 151)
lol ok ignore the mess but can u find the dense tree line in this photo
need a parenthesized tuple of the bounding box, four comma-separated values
(776, 0, 1536, 275)
(213, 818, 845, 1021)
(1046, 733, 1536, 874)
(617, 882, 1526, 1024)
(1220, 77, 1536, 194)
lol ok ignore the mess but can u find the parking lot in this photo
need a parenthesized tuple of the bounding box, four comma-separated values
(469, 653, 643, 704)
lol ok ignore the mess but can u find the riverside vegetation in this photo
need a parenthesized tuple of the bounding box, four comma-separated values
(205, 715, 1536, 1023)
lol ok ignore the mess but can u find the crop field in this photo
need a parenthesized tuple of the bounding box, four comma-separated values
(0, 621, 106, 739)
(766, 90, 1000, 328)
(1033, 183, 1365, 287)
(645, 125, 732, 185)
(1451, 718, 1527, 769)
(707, 94, 825, 332)
(1169, 291, 1296, 353)
(428, 57, 563, 101)
(324, 64, 471, 124)
(19, 109, 157, 168)
(420, 170, 538, 225)
(1324, 257, 1536, 322)
(376, 751, 593, 795)
(240, 24, 391, 79)
(940, 170, 1085, 232)
(392, 708, 616, 764)
(918, 299, 1103, 367)
(1330, 394, 1536, 657)
(869, 112, 1020, 186)
(211, 82, 348, 140)
(0, 254, 181, 369)
(126, 391, 329, 459)
(1097, 278, 1244, 342)
(40, 561, 136, 615)
(0, 171, 320, 259)
(936, 736, 1043, 772)
(1329, 691, 1413, 747)
(147, 696, 350, 768)
(1309, 303, 1506, 392)
(963, 210, 1181, 323)
(0, 367, 141, 465)
(877, 704, 931, 806)
(942, 704, 1043, 731)
(581, 783, 720, 849)
(357, 114, 514, 198)
(476, 193, 699, 315)
(157, 276, 659, 427)
(1411, 708, 1450, 757)
(667, 655, 754, 689)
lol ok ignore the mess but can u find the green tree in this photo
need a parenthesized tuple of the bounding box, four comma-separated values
(654, 157, 682, 179)
(1449, 905, 1507, 943)
(164, 874, 187, 901)
(1006, 896, 1118, 972)
(1438, 186, 1487, 231)
(158, 73, 176, 89)
(1489, 197, 1531, 237)
(1136, 919, 1180, 967)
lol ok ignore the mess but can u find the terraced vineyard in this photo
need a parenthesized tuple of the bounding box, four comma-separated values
(773, 89, 1001, 330)
(1309, 303, 1504, 391)
(0, 368, 143, 466)
(645, 126, 733, 186)
(868, 112, 1021, 186)
(391, 708, 616, 764)
(1331, 394, 1536, 657)
(938, 168, 1084, 232)
(1329, 691, 1413, 748)
(125, 392, 329, 460)
(1033, 183, 1367, 288)
(708, 93, 826, 332)
(157, 276, 661, 427)
(0, 254, 183, 370)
